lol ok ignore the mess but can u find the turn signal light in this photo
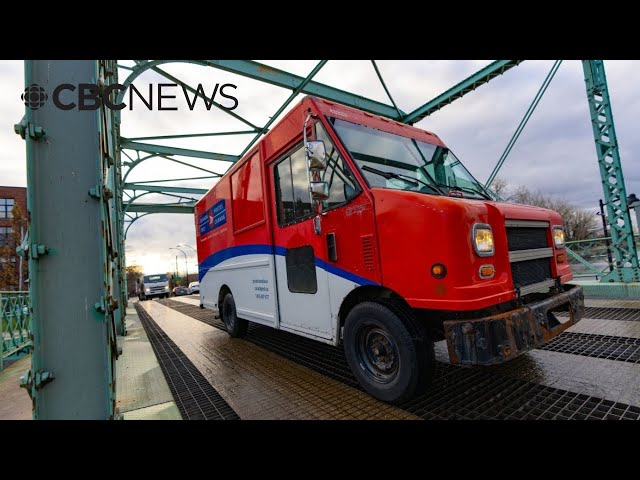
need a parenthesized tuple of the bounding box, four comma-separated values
(556, 254, 566, 264)
(479, 265, 495, 279)
(431, 263, 447, 279)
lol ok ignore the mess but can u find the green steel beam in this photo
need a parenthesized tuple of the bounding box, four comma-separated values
(120, 60, 262, 132)
(120, 140, 239, 162)
(123, 183, 207, 194)
(238, 60, 328, 158)
(485, 60, 562, 188)
(371, 60, 403, 118)
(131, 175, 218, 184)
(402, 60, 524, 124)
(565, 247, 607, 276)
(126, 130, 256, 141)
(124, 213, 151, 239)
(204, 60, 404, 119)
(126, 203, 195, 214)
(582, 60, 640, 282)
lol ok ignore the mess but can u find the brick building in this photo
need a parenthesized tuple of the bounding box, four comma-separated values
(0, 186, 28, 290)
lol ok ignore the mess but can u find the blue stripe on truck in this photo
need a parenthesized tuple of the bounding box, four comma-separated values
(198, 244, 378, 286)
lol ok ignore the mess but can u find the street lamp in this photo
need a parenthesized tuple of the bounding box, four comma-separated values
(177, 244, 197, 282)
(170, 247, 188, 284)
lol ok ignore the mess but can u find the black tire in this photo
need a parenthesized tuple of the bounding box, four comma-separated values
(221, 292, 248, 338)
(343, 300, 435, 405)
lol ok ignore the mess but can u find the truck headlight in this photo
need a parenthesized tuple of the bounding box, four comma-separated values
(145, 288, 150, 293)
(553, 226, 565, 248)
(473, 223, 494, 257)
(165, 286, 170, 291)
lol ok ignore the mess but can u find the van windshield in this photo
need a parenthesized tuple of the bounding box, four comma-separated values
(328, 117, 491, 200)
(144, 274, 167, 283)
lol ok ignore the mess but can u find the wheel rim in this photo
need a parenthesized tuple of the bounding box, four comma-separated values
(355, 323, 399, 383)
(223, 299, 235, 330)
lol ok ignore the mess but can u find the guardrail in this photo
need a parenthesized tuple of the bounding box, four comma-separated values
(566, 235, 639, 280)
(1, 291, 31, 371)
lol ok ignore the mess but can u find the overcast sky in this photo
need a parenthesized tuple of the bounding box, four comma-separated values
(1, 60, 639, 274)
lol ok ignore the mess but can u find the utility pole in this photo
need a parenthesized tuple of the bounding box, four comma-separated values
(598, 199, 614, 273)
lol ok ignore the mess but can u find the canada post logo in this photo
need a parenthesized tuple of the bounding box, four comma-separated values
(199, 200, 226, 235)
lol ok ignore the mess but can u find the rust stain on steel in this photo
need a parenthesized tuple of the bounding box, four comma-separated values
(444, 285, 585, 365)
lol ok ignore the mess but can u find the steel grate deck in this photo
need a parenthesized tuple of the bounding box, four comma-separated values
(135, 303, 240, 420)
(158, 299, 640, 420)
(541, 331, 640, 363)
(580, 307, 640, 322)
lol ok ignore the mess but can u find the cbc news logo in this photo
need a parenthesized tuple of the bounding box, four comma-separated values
(19, 82, 238, 111)
(22, 84, 48, 110)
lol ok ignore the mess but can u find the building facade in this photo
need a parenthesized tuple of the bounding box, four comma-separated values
(0, 186, 27, 291)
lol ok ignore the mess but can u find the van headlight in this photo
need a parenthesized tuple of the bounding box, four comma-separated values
(553, 226, 565, 248)
(473, 223, 494, 257)
(145, 288, 150, 293)
(165, 286, 170, 291)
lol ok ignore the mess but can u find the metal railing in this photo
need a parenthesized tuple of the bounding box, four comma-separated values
(1, 291, 31, 371)
(566, 235, 640, 280)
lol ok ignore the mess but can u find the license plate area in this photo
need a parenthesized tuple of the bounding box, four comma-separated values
(547, 301, 572, 328)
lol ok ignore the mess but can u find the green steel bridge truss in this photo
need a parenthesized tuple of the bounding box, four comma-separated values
(14, 59, 639, 418)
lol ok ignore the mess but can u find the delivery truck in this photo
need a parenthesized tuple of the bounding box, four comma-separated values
(194, 96, 584, 404)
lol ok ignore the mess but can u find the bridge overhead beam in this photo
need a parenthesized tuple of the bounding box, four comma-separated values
(125, 203, 195, 214)
(204, 60, 404, 119)
(123, 184, 207, 195)
(402, 60, 524, 124)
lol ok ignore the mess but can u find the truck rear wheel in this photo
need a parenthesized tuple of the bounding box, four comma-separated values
(222, 292, 248, 338)
(343, 300, 434, 405)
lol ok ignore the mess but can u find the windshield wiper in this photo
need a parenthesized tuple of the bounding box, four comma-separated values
(361, 165, 441, 194)
(435, 183, 492, 200)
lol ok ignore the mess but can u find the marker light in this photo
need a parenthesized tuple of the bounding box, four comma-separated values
(431, 263, 447, 279)
(479, 265, 495, 279)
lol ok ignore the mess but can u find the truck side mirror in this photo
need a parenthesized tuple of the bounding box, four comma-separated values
(310, 181, 329, 200)
(306, 140, 327, 170)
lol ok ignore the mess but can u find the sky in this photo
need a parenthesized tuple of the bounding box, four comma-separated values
(1, 60, 639, 275)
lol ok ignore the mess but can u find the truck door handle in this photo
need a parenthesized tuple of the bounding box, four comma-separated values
(327, 233, 337, 262)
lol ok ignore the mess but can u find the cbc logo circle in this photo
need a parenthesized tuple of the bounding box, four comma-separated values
(21, 84, 48, 110)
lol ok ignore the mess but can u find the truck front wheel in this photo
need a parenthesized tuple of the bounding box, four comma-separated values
(222, 292, 248, 338)
(343, 301, 434, 405)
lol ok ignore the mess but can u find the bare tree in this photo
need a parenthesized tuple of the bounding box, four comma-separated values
(125, 264, 143, 296)
(496, 179, 598, 241)
(489, 177, 510, 200)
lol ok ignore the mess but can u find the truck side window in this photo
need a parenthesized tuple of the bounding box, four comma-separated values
(274, 145, 313, 226)
(315, 122, 360, 209)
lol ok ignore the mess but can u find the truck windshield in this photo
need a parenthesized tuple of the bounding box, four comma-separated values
(329, 117, 491, 200)
(144, 274, 167, 282)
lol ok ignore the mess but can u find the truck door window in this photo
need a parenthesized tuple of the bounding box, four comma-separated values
(315, 122, 360, 209)
(274, 145, 313, 226)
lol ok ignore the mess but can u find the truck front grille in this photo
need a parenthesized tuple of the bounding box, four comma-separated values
(506, 221, 553, 293)
(510, 257, 551, 289)
(506, 227, 548, 251)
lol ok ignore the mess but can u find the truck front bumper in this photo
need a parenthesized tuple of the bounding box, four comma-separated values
(444, 285, 584, 365)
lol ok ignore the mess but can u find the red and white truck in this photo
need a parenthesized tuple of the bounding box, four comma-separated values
(194, 96, 584, 404)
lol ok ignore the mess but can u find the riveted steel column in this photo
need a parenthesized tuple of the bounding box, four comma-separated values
(582, 60, 640, 282)
(19, 60, 115, 418)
